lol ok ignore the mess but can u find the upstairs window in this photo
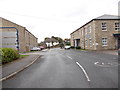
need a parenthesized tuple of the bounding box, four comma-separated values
(85, 28, 87, 35)
(115, 22, 120, 31)
(82, 29, 84, 36)
(89, 26, 92, 33)
(88, 25, 91, 33)
(101, 23, 107, 31)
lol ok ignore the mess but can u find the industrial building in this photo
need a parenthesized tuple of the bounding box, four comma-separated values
(0, 17, 38, 52)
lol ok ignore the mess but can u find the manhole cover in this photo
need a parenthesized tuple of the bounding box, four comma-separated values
(94, 62, 118, 67)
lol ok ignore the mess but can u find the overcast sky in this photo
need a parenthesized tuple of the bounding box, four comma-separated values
(0, 0, 119, 42)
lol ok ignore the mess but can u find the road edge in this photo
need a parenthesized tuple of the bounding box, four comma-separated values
(0, 55, 41, 82)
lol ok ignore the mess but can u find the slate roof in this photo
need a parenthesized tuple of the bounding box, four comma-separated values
(94, 14, 119, 20)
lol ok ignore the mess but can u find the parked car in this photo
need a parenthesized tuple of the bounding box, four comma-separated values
(64, 46, 71, 49)
(40, 46, 45, 50)
(31, 47, 41, 51)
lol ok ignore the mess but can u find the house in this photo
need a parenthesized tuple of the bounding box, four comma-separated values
(64, 38, 70, 45)
(0, 17, 38, 52)
(70, 15, 120, 50)
(44, 38, 59, 47)
(39, 42, 47, 49)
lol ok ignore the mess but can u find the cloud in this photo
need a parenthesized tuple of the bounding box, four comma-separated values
(0, 0, 119, 42)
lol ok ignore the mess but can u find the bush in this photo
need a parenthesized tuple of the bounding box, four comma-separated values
(0, 48, 20, 64)
(65, 43, 70, 46)
(76, 46, 81, 49)
(70, 46, 75, 49)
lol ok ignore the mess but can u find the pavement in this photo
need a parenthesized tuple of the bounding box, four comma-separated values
(3, 48, 118, 88)
(92, 50, 118, 55)
(0, 51, 42, 81)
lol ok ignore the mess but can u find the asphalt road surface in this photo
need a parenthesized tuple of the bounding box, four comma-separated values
(3, 48, 118, 88)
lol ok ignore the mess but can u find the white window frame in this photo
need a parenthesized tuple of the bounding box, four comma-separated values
(88, 25, 91, 33)
(85, 28, 87, 35)
(85, 40, 88, 47)
(89, 39, 92, 47)
(101, 22, 107, 31)
(102, 38, 108, 46)
(115, 22, 120, 31)
(87, 26, 90, 33)
(81, 29, 84, 36)
(89, 25, 92, 33)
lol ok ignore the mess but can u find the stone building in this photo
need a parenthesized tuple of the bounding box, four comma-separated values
(0, 17, 38, 52)
(70, 15, 120, 50)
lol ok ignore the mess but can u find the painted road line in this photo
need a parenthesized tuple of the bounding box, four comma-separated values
(76, 62, 90, 82)
(42, 49, 48, 52)
(102, 63, 104, 65)
(94, 62, 99, 65)
(66, 55, 72, 59)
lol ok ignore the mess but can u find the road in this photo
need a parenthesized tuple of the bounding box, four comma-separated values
(3, 48, 118, 88)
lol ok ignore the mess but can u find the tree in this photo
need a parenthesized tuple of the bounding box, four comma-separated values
(51, 36, 63, 43)
(44, 37, 50, 41)
(64, 38, 70, 46)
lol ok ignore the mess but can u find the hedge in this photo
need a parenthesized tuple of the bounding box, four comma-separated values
(76, 46, 81, 49)
(70, 46, 75, 49)
(0, 48, 20, 64)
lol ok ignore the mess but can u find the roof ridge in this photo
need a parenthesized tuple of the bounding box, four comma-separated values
(94, 14, 118, 20)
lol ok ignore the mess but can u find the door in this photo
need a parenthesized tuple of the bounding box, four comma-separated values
(118, 38, 120, 49)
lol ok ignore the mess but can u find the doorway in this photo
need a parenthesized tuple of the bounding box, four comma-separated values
(118, 38, 120, 49)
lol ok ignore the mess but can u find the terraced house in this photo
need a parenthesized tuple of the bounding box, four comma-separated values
(70, 15, 120, 50)
(0, 17, 38, 52)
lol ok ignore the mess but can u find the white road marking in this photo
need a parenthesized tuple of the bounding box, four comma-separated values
(108, 63, 112, 65)
(42, 49, 48, 52)
(66, 55, 72, 59)
(94, 62, 99, 65)
(102, 63, 104, 65)
(76, 62, 90, 82)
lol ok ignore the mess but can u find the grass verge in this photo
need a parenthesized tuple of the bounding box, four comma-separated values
(79, 49, 87, 51)
(19, 55, 29, 59)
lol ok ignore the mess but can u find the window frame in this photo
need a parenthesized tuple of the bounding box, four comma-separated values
(85, 40, 88, 47)
(101, 22, 107, 31)
(102, 38, 108, 46)
(89, 25, 92, 33)
(115, 22, 120, 31)
(89, 39, 92, 47)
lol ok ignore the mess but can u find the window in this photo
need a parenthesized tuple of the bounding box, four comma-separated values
(89, 39, 92, 47)
(102, 38, 107, 46)
(115, 22, 120, 31)
(101, 23, 107, 31)
(85, 28, 87, 35)
(89, 26, 91, 33)
(85, 40, 88, 47)
(82, 40, 84, 45)
(88, 25, 91, 33)
(81, 29, 84, 36)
